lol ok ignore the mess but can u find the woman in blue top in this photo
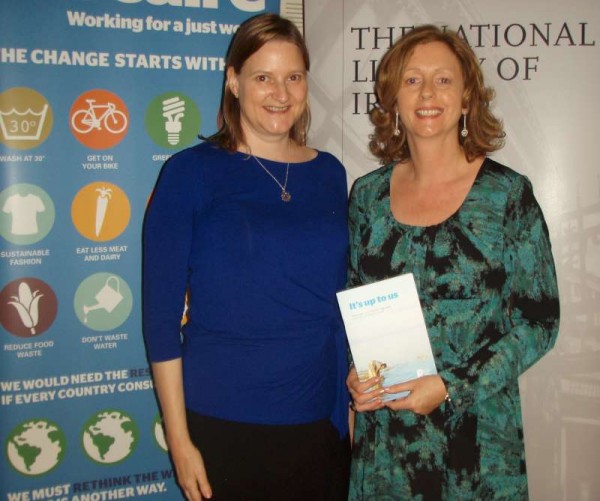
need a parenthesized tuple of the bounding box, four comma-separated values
(143, 13, 350, 501)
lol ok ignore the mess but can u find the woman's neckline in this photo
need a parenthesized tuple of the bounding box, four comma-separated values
(387, 157, 488, 230)
(234, 146, 321, 166)
(232, 148, 321, 166)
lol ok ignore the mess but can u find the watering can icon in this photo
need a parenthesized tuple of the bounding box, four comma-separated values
(83, 276, 123, 324)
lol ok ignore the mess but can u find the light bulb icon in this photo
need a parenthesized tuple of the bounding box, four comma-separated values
(162, 96, 186, 146)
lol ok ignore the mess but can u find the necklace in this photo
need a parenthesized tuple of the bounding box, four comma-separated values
(252, 155, 291, 202)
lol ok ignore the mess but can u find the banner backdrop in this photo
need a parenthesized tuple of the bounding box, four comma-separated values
(305, 1, 599, 499)
(0, 1, 303, 500)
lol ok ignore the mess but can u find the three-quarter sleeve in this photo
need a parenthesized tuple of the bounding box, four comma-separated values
(348, 180, 366, 289)
(440, 175, 560, 418)
(346, 182, 363, 367)
(142, 149, 207, 362)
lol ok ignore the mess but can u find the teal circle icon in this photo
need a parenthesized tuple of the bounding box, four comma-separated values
(6, 419, 66, 476)
(74, 272, 133, 331)
(146, 92, 201, 149)
(0, 183, 55, 245)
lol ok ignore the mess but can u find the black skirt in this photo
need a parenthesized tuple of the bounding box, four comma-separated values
(185, 410, 350, 501)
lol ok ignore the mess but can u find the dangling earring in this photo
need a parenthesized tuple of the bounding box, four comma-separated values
(461, 113, 468, 138)
(393, 112, 400, 136)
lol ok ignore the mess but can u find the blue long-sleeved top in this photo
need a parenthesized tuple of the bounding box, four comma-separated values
(143, 141, 349, 435)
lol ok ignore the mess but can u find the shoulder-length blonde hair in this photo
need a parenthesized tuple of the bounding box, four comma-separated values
(369, 24, 504, 165)
(208, 13, 311, 151)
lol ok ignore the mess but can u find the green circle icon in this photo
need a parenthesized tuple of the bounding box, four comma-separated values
(153, 413, 168, 452)
(6, 419, 66, 476)
(146, 92, 201, 149)
(81, 409, 138, 464)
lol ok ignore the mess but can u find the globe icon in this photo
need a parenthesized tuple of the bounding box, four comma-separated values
(153, 414, 168, 452)
(82, 409, 138, 464)
(6, 419, 66, 476)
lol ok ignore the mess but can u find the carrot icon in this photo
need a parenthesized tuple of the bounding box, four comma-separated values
(95, 187, 112, 237)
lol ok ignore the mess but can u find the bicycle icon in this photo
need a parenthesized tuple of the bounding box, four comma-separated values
(71, 99, 128, 134)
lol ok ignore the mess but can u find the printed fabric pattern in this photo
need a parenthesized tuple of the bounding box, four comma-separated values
(347, 158, 560, 500)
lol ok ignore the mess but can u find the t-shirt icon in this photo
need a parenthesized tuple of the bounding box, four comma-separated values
(0, 183, 55, 245)
(3, 193, 46, 235)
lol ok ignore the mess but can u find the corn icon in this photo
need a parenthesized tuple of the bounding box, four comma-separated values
(8, 282, 44, 335)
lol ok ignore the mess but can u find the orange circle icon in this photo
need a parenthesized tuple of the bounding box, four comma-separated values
(72, 182, 131, 241)
(70, 90, 129, 150)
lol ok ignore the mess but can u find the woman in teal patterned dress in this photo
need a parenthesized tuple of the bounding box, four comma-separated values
(347, 25, 559, 500)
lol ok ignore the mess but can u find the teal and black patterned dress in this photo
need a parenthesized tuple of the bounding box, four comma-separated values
(347, 158, 559, 500)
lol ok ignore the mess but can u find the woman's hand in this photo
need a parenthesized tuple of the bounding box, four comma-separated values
(169, 438, 212, 501)
(346, 365, 385, 412)
(383, 374, 447, 415)
(150, 359, 212, 500)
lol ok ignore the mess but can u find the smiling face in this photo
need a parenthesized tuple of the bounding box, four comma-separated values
(227, 40, 308, 147)
(396, 41, 467, 145)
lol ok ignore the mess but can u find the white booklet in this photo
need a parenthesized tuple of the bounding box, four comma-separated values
(336, 273, 437, 401)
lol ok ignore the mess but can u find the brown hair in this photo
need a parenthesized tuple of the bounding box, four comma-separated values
(369, 24, 504, 165)
(208, 13, 311, 151)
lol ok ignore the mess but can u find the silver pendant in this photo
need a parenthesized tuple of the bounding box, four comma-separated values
(281, 190, 291, 202)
